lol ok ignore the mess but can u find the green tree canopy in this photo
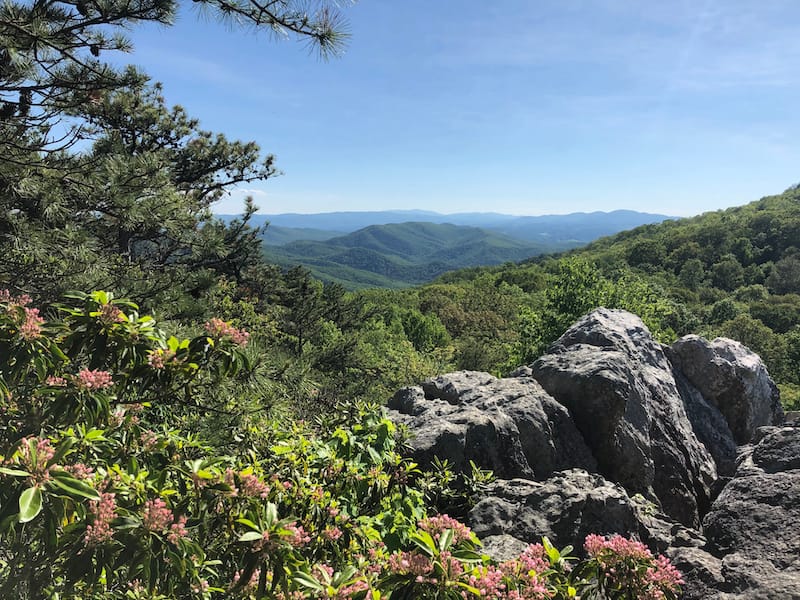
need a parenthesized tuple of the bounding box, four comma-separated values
(0, 0, 352, 312)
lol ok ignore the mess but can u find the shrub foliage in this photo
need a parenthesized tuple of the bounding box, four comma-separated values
(0, 290, 683, 599)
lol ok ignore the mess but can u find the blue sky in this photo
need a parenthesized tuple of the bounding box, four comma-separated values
(125, 1, 800, 217)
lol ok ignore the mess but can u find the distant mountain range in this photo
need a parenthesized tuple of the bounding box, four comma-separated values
(238, 209, 675, 245)
(261, 222, 578, 288)
(217, 209, 676, 288)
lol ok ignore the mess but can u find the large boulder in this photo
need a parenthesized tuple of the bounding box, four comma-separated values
(468, 469, 702, 557)
(387, 371, 596, 480)
(668, 335, 784, 444)
(666, 547, 729, 600)
(669, 547, 800, 600)
(531, 308, 717, 527)
(671, 368, 738, 477)
(703, 425, 800, 568)
(668, 424, 800, 598)
(386, 309, 800, 597)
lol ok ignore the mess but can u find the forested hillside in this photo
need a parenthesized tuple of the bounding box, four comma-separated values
(253, 210, 676, 288)
(411, 186, 800, 408)
(262, 222, 572, 288)
(246, 208, 674, 242)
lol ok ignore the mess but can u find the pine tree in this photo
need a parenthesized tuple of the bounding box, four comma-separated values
(0, 0, 352, 311)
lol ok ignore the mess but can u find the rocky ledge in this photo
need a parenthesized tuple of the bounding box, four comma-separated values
(388, 308, 795, 598)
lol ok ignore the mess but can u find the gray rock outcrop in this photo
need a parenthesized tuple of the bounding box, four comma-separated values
(668, 335, 784, 444)
(670, 425, 800, 598)
(468, 469, 702, 559)
(389, 307, 796, 598)
(532, 309, 717, 527)
(671, 368, 738, 477)
(388, 371, 596, 480)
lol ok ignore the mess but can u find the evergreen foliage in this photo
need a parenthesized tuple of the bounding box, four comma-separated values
(0, 0, 347, 311)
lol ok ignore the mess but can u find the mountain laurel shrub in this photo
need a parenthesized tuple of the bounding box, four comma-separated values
(0, 291, 682, 599)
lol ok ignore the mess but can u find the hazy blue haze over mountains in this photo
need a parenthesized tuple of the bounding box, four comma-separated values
(217, 210, 676, 288)
(239, 209, 675, 243)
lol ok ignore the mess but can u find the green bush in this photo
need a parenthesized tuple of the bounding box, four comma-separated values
(0, 290, 683, 599)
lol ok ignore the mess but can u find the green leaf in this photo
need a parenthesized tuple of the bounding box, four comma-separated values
(438, 527, 454, 552)
(451, 549, 483, 562)
(0, 467, 31, 477)
(333, 565, 358, 585)
(270, 443, 293, 455)
(48, 436, 74, 467)
(235, 518, 260, 531)
(113, 516, 140, 530)
(19, 486, 43, 522)
(455, 582, 481, 595)
(93, 291, 110, 305)
(83, 429, 107, 442)
(265, 502, 278, 526)
(292, 571, 325, 592)
(26, 438, 39, 470)
(49, 472, 100, 500)
(410, 530, 436, 556)
(237, 531, 263, 543)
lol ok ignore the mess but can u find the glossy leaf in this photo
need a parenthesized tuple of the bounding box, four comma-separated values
(49, 472, 100, 500)
(18, 486, 43, 523)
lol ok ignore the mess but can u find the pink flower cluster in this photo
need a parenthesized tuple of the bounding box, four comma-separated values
(75, 368, 113, 391)
(168, 515, 189, 545)
(84, 492, 117, 546)
(647, 554, 685, 592)
(204, 317, 250, 346)
(383, 540, 552, 600)
(283, 522, 311, 547)
(322, 526, 343, 542)
(231, 568, 260, 594)
(0, 290, 31, 306)
(140, 497, 190, 543)
(0, 290, 44, 340)
(584, 533, 652, 561)
(462, 544, 552, 599)
(328, 582, 370, 599)
(64, 462, 94, 480)
(45, 375, 67, 387)
(419, 514, 474, 544)
(147, 348, 176, 370)
(98, 303, 125, 325)
(498, 544, 552, 599)
(224, 468, 238, 496)
(468, 565, 508, 598)
(584, 534, 683, 599)
(239, 473, 270, 499)
(20, 307, 44, 340)
(388, 550, 434, 579)
(139, 429, 158, 451)
(313, 564, 369, 599)
(142, 498, 173, 532)
(18, 437, 56, 484)
(516, 544, 550, 575)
